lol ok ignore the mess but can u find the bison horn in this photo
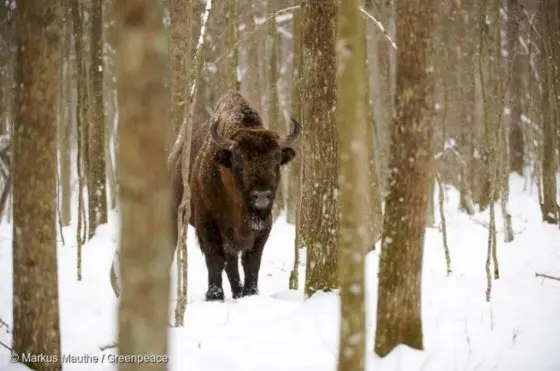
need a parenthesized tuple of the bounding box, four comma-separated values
(210, 118, 236, 150)
(280, 118, 302, 148)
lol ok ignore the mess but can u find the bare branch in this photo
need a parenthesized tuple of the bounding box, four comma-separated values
(535, 272, 560, 282)
(359, 6, 397, 50)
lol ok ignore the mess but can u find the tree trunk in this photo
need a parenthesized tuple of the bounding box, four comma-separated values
(226, 0, 238, 90)
(370, 0, 393, 196)
(12, 2, 62, 369)
(267, 0, 284, 221)
(115, 0, 174, 369)
(362, 4, 383, 246)
(87, 0, 108, 237)
(374, 0, 434, 357)
(170, 0, 192, 136)
(301, 0, 339, 297)
(71, 0, 89, 254)
(539, 0, 558, 224)
(244, 0, 261, 110)
(507, 0, 524, 175)
(59, 7, 72, 227)
(336, 0, 368, 369)
(286, 5, 302, 225)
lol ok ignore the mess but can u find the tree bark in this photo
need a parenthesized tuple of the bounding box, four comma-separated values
(115, 0, 174, 369)
(301, 0, 339, 297)
(336, 0, 368, 369)
(12, 2, 62, 369)
(267, 0, 285, 221)
(87, 0, 108, 237)
(244, 0, 261, 110)
(170, 0, 192, 136)
(374, 0, 434, 357)
(59, 6, 72, 227)
(507, 0, 524, 175)
(539, 0, 558, 224)
(286, 5, 302, 225)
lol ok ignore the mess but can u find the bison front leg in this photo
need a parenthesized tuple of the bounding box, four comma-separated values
(225, 253, 243, 299)
(241, 230, 270, 297)
(204, 253, 225, 301)
(197, 219, 226, 301)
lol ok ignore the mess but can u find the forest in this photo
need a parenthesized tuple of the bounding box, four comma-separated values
(0, 0, 559, 370)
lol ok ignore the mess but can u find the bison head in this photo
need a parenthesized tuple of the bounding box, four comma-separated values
(210, 118, 301, 230)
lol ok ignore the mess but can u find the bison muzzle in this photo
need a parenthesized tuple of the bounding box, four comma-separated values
(173, 90, 301, 301)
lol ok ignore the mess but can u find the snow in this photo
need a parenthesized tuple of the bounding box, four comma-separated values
(1, 174, 560, 371)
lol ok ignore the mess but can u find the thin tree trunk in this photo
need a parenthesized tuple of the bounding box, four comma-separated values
(286, 4, 302, 226)
(12, 2, 62, 369)
(170, 0, 192, 328)
(267, 0, 284, 221)
(374, 0, 434, 357)
(59, 7, 72, 227)
(87, 0, 108, 237)
(71, 0, 88, 278)
(540, 0, 558, 224)
(507, 0, 524, 175)
(170, 0, 192, 136)
(115, 0, 174, 369)
(336, 0, 368, 369)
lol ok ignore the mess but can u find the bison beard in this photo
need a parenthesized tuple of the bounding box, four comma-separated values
(173, 90, 301, 301)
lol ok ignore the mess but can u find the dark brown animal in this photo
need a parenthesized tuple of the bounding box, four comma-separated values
(172, 90, 301, 301)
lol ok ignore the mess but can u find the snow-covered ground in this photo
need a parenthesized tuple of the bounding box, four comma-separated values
(1, 175, 559, 371)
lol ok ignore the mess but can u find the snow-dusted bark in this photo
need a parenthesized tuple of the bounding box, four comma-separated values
(12, 2, 62, 369)
(300, 0, 339, 297)
(374, 0, 434, 357)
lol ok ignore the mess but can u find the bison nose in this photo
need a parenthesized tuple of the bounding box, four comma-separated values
(251, 190, 273, 209)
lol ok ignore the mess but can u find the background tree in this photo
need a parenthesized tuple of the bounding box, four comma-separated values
(300, 0, 339, 297)
(11, 2, 62, 369)
(507, 0, 524, 175)
(539, 0, 558, 224)
(87, 0, 108, 237)
(115, 0, 174, 369)
(375, 0, 434, 356)
(336, 0, 369, 369)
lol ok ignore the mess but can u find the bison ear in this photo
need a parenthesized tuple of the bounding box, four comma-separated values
(215, 149, 233, 168)
(280, 147, 296, 165)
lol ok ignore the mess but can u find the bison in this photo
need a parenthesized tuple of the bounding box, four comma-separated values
(172, 90, 301, 301)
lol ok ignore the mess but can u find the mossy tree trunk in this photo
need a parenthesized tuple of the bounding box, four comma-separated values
(115, 0, 174, 369)
(374, 0, 434, 357)
(335, 0, 369, 369)
(12, 2, 62, 370)
(301, 0, 339, 297)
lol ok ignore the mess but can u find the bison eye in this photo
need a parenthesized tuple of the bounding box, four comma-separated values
(214, 149, 233, 168)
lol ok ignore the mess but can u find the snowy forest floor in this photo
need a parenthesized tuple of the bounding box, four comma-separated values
(1, 174, 560, 371)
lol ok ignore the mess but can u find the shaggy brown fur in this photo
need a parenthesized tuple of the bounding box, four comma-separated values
(172, 90, 301, 301)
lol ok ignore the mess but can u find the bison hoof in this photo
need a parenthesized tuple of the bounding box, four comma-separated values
(232, 287, 243, 299)
(205, 286, 224, 301)
(242, 286, 258, 297)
